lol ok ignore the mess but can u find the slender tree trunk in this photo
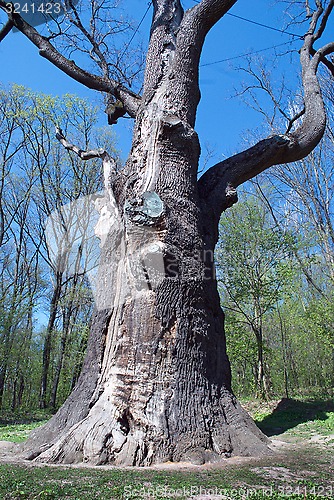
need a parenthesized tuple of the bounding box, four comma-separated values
(17, 375, 25, 408)
(277, 307, 289, 399)
(11, 361, 24, 411)
(50, 246, 83, 409)
(254, 327, 270, 400)
(11, 371, 25, 411)
(0, 369, 6, 409)
(70, 332, 88, 391)
(255, 331, 265, 399)
(49, 319, 68, 410)
(39, 271, 62, 409)
(0, 317, 16, 408)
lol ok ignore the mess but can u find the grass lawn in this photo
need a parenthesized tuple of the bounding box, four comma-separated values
(0, 398, 333, 499)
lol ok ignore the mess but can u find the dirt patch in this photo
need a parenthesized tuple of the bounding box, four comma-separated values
(310, 433, 334, 445)
(250, 465, 312, 482)
(0, 440, 19, 460)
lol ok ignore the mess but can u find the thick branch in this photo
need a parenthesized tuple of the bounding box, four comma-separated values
(176, 0, 238, 73)
(314, 0, 334, 41)
(310, 47, 334, 76)
(312, 41, 334, 70)
(0, 18, 13, 41)
(143, 0, 237, 124)
(198, 135, 294, 214)
(198, 2, 333, 219)
(182, 0, 237, 34)
(0, 1, 141, 117)
(149, 0, 237, 125)
(143, 0, 183, 98)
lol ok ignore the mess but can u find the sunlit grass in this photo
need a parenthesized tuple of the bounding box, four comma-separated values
(0, 420, 48, 443)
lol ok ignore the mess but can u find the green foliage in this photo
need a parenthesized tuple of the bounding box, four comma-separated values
(217, 194, 296, 317)
(0, 84, 118, 412)
(216, 188, 334, 400)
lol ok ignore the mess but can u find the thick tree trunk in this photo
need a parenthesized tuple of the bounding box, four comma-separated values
(23, 285, 270, 465)
(21, 98, 271, 465)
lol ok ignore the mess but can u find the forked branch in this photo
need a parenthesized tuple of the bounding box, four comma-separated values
(55, 127, 111, 162)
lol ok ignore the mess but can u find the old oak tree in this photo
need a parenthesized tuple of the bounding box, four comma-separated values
(1, 0, 333, 465)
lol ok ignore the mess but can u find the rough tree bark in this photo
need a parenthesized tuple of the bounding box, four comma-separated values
(1, 0, 333, 465)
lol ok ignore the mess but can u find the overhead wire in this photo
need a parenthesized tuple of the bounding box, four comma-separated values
(119, 1, 303, 69)
(118, 1, 153, 63)
(225, 12, 302, 39)
(187, 0, 303, 68)
(200, 40, 299, 67)
(190, 0, 302, 38)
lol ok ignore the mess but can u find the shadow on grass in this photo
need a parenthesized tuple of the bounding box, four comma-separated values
(255, 398, 334, 437)
(0, 411, 52, 426)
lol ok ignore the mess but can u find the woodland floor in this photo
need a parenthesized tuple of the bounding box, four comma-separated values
(0, 397, 333, 499)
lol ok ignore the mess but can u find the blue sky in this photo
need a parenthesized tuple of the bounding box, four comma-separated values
(1, 0, 332, 328)
(0, 0, 331, 164)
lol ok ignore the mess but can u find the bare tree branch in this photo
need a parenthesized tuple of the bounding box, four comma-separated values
(236, 61, 295, 130)
(286, 106, 305, 133)
(310, 47, 334, 76)
(198, 0, 334, 222)
(56, 127, 111, 162)
(305, 0, 313, 18)
(253, 178, 328, 297)
(65, 0, 110, 79)
(0, 19, 13, 41)
(0, 1, 141, 117)
(314, 0, 334, 40)
(55, 127, 118, 204)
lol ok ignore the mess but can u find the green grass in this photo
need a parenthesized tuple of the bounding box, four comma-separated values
(0, 399, 333, 499)
(0, 411, 51, 443)
(0, 462, 332, 499)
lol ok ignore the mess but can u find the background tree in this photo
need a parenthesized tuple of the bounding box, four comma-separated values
(226, 56, 334, 400)
(235, 57, 334, 297)
(0, 0, 333, 466)
(0, 85, 115, 412)
(216, 184, 334, 400)
(217, 192, 296, 399)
